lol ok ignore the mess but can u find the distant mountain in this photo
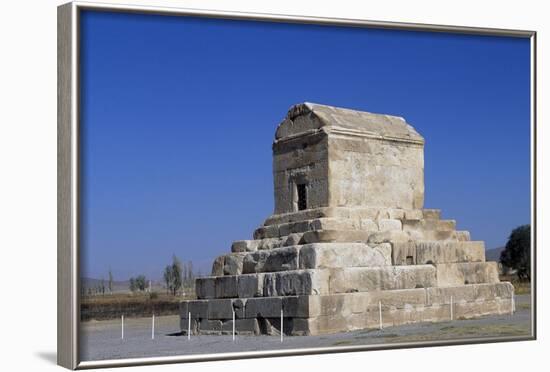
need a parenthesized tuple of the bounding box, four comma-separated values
(485, 246, 504, 262)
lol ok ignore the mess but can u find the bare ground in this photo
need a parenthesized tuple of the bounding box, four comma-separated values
(80, 294, 532, 362)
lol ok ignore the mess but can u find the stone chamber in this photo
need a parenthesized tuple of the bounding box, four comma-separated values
(179, 102, 514, 336)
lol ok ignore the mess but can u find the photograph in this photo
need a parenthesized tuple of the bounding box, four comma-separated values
(61, 2, 534, 366)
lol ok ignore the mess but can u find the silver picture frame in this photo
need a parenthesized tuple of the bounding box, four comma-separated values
(57, 1, 537, 369)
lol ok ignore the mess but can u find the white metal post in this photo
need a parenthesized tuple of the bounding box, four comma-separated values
(280, 308, 283, 343)
(121, 314, 124, 339)
(450, 296, 454, 321)
(152, 314, 155, 340)
(232, 310, 235, 341)
(188, 312, 191, 340)
(378, 301, 383, 330)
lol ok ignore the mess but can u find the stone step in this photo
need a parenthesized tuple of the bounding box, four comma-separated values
(422, 209, 441, 220)
(181, 282, 514, 335)
(219, 239, 484, 277)
(262, 207, 422, 226)
(435, 261, 499, 287)
(196, 265, 438, 299)
(391, 241, 485, 265)
(255, 215, 455, 241)
(456, 231, 471, 241)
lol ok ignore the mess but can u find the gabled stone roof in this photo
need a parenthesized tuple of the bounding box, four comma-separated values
(275, 102, 424, 144)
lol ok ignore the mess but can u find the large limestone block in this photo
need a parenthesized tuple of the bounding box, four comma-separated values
(423, 209, 441, 220)
(426, 285, 477, 305)
(391, 242, 417, 265)
(237, 273, 265, 298)
(195, 277, 216, 299)
(329, 265, 436, 293)
(223, 253, 246, 275)
(454, 298, 513, 319)
(231, 240, 259, 253)
(208, 299, 234, 319)
(187, 300, 209, 318)
(378, 219, 403, 232)
(367, 230, 410, 244)
(245, 297, 282, 318)
(221, 318, 260, 335)
(278, 220, 312, 236)
(242, 246, 300, 273)
(207, 298, 247, 320)
(211, 256, 225, 276)
(263, 269, 330, 297)
(299, 242, 391, 269)
(199, 319, 222, 334)
(416, 241, 485, 264)
(473, 282, 514, 300)
(263, 207, 334, 226)
(392, 241, 485, 265)
(309, 217, 360, 231)
(305, 290, 426, 320)
(215, 276, 238, 298)
(435, 262, 499, 287)
(301, 230, 371, 244)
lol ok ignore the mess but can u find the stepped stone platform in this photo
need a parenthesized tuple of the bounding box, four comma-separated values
(180, 103, 513, 336)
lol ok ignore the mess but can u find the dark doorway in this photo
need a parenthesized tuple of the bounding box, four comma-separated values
(297, 183, 307, 210)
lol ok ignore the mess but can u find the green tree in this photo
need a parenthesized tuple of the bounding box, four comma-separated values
(163, 265, 173, 294)
(135, 275, 147, 291)
(108, 268, 113, 294)
(129, 277, 136, 292)
(163, 255, 183, 296)
(500, 224, 531, 280)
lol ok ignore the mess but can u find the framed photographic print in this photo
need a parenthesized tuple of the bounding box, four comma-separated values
(57, 1, 536, 369)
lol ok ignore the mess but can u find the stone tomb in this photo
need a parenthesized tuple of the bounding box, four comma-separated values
(180, 103, 513, 336)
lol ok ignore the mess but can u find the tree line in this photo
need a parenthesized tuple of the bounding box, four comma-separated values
(84, 256, 198, 296)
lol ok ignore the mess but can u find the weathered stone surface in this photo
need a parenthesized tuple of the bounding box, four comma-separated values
(195, 277, 216, 299)
(211, 255, 225, 276)
(283, 233, 303, 246)
(423, 209, 441, 220)
(208, 299, 234, 319)
(199, 319, 222, 334)
(456, 231, 471, 241)
(378, 219, 403, 232)
(215, 276, 238, 298)
(187, 300, 209, 318)
(221, 318, 260, 335)
(329, 265, 436, 293)
(237, 273, 265, 298)
(404, 209, 423, 220)
(263, 269, 330, 297)
(473, 282, 514, 300)
(299, 243, 391, 269)
(245, 297, 282, 318)
(437, 220, 456, 231)
(231, 240, 259, 253)
(435, 262, 499, 287)
(301, 230, 371, 244)
(416, 241, 485, 264)
(391, 242, 416, 265)
(242, 246, 299, 274)
(223, 253, 246, 275)
(367, 230, 410, 244)
(309, 218, 359, 231)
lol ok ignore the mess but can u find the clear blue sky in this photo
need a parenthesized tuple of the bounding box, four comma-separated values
(80, 10, 531, 280)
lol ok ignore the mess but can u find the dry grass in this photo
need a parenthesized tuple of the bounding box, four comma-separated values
(81, 291, 195, 321)
(499, 275, 531, 295)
